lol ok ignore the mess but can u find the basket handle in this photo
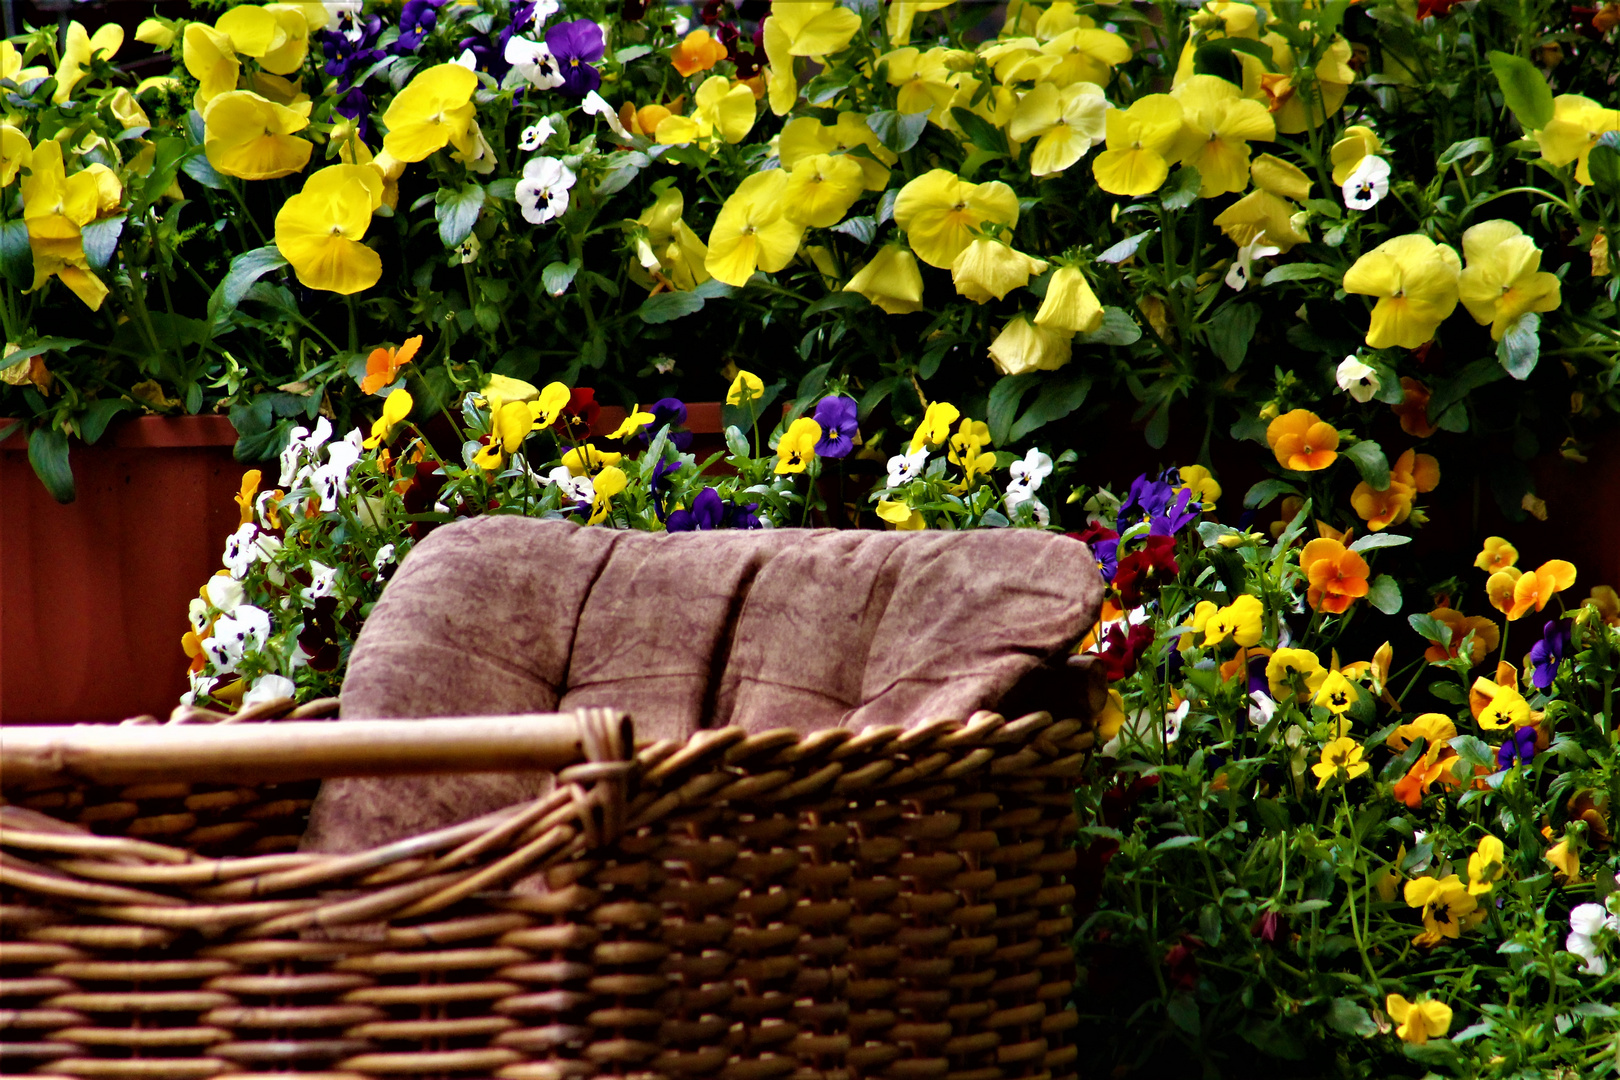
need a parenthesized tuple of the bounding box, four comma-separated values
(0, 710, 634, 789)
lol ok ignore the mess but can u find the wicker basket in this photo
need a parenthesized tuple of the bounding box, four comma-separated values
(1, 698, 1094, 1080)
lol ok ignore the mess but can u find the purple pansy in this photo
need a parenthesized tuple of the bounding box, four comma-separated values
(546, 18, 605, 96)
(335, 87, 371, 140)
(1116, 470, 1198, 537)
(811, 396, 858, 459)
(668, 487, 725, 532)
(1529, 618, 1571, 690)
(650, 456, 681, 522)
(642, 398, 693, 453)
(456, 34, 507, 79)
(395, 0, 446, 52)
(320, 14, 384, 90)
(1497, 726, 1536, 769)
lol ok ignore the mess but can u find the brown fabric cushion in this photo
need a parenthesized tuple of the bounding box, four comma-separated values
(301, 517, 1101, 854)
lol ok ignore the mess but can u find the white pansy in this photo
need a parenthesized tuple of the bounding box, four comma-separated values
(505, 36, 564, 90)
(1248, 690, 1277, 727)
(189, 597, 210, 635)
(303, 560, 337, 602)
(582, 91, 631, 139)
(519, 117, 556, 151)
(1009, 448, 1053, 490)
(1336, 356, 1381, 402)
(515, 157, 576, 225)
(453, 47, 478, 69)
(374, 543, 396, 570)
(886, 448, 929, 488)
(278, 416, 333, 486)
(1225, 237, 1281, 291)
(204, 574, 244, 614)
(1343, 155, 1391, 211)
(1102, 698, 1188, 758)
(202, 604, 272, 674)
(1567, 903, 1619, 976)
(222, 523, 261, 579)
(309, 429, 365, 512)
(672, 12, 690, 34)
(1004, 487, 1049, 525)
(546, 465, 594, 504)
(243, 674, 297, 706)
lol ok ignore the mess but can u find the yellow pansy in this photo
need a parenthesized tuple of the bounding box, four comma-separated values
(781, 153, 866, 229)
(951, 240, 1047, 304)
(135, 18, 177, 49)
(844, 245, 925, 315)
(1, 126, 31, 187)
(879, 47, 957, 124)
(877, 499, 926, 529)
(1386, 995, 1452, 1045)
(274, 164, 384, 295)
(588, 466, 628, 524)
(364, 388, 415, 449)
(1170, 74, 1275, 196)
(1007, 80, 1109, 176)
(1404, 874, 1481, 945)
(1472, 678, 1531, 730)
(771, 1, 862, 57)
(1034, 266, 1104, 334)
(1457, 220, 1561, 341)
(1251, 153, 1312, 201)
(472, 400, 534, 470)
(727, 370, 765, 406)
(944, 74, 1020, 134)
(947, 418, 995, 485)
(910, 401, 960, 452)
(182, 23, 241, 110)
(563, 446, 624, 477)
(775, 417, 822, 474)
(1177, 465, 1221, 506)
(1313, 669, 1358, 714)
(1466, 835, 1505, 896)
(1092, 95, 1184, 197)
(2, 39, 48, 84)
(1266, 647, 1326, 701)
(705, 170, 806, 287)
(988, 315, 1073, 376)
(1534, 95, 1620, 186)
(1247, 35, 1354, 135)
(1330, 125, 1382, 186)
(20, 140, 107, 310)
(1037, 26, 1131, 87)
(260, 4, 314, 75)
(1545, 837, 1579, 880)
(381, 63, 478, 163)
(1475, 536, 1518, 573)
(608, 405, 657, 440)
(893, 169, 1020, 269)
(887, 0, 954, 45)
(1212, 189, 1308, 253)
(53, 21, 123, 104)
(778, 114, 897, 191)
(203, 91, 313, 180)
(980, 38, 1057, 85)
(656, 75, 756, 148)
(1203, 594, 1262, 648)
(1312, 737, 1369, 789)
(1342, 234, 1461, 350)
(762, 14, 798, 116)
(629, 188, 710, 292)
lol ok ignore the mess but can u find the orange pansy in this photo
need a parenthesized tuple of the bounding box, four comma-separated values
(1392, 377, 1438, 438)
(671, 28, 728, 77)
(360, 335, 423, 395)
(1422, 608, 1499, 665)
(1301, 537, 1370, 614)
(1507, 559, 1577, 621)
(1474, 536, 1517, 573)
(1266, 408, 1339, 471)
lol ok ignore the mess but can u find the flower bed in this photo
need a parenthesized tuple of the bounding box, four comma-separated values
(5, 0, 1620, 1072)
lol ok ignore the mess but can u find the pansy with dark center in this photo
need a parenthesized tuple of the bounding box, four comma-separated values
(1113, 534, 1178, 607)
(1496, 725, 1537, 769)
(395, 0, 446, 52)
(811, 395, 859, 459)
(320, 14, 384, 89)
(638, 398, 692, 452)
(1116, 469, 1198, 536)
(1529, 617, 1571, 689)
(545, 19, 606, 96)
(1069, 522, 1119, 582)
(456, 34, 507, 79)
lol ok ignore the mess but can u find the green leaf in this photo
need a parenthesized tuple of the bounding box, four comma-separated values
(0, 219, 31, 289)
(1260, 262, 1338, 286)
(1010, 374, 1091, 442)
(1166, 992, 1200, 1037)
(866, 109, 930, 154)
(1205, 303, 1261, 371)
(542, 259, 581, 296)
(80, 214, 125, 269)
(614, 44, 651, 62)
(28, 427, 75, 504)
(987, 373, 1041, 446)
(1, 337, 85, 369)
(1409, 612, 1452, 646)
(1497, 312, 1540, 379)
(1590, 136, 1620, 194)
(1243, 478, 1299, 509)
(1487, 51, 1554, 131)
(1438, 136, 1493, 166)
(1427, 356, 1505, 419)
(1342, 439, 1390, 489)
(722, 379, 784, 434)
(636, 290, 705, 323)
(858, 376, 900, 419)
(180, 151, 229, 189)
(1450, 734, 1496, 772)
(1326, 998, 1379, 1038)
(208, 246, 289, 333)
(1366, 574, 1402, 614)
(1074, 307, 1142, 346)
(1095, 230, 1155, 264)
(79, 398, 134, 444)
(1349, 533, 1411, 553)
(832, 215, 876, 245)
(435, 182, 486, 248)
(949, 106, 1007, 155)
(804, 292, 870, 317)
(1159, 165, 1201, 211)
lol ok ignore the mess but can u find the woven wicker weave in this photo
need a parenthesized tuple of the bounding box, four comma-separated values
(1, 700, 1093, 1080)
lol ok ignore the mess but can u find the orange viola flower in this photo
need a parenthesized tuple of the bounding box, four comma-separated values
(360, 335, 423, 394)
(1422, 608, 1499, 665)
(1392, 751, 1463, 809)
(1508, 559, 1577, 621)
(234, 469, 262, 526)
(1301, 537, 1370, 614)
(621, 97, 683, 136)
(1266, 408, 1339, 471)
(1474, 536, 1517, 573)
(671, 28, 727, 77)
(1392, 377, 1438, 438)
(1468, 661, 1519, 720)
(1350, 480, 1413, 531)
(1486, 567, 1521, 614)
(1270, 496, 1304, 539)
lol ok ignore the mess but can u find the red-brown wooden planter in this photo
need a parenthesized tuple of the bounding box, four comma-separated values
(0, 405, 728, 724)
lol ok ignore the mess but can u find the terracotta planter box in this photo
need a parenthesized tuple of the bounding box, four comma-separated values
(0, 417, 245, 724)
